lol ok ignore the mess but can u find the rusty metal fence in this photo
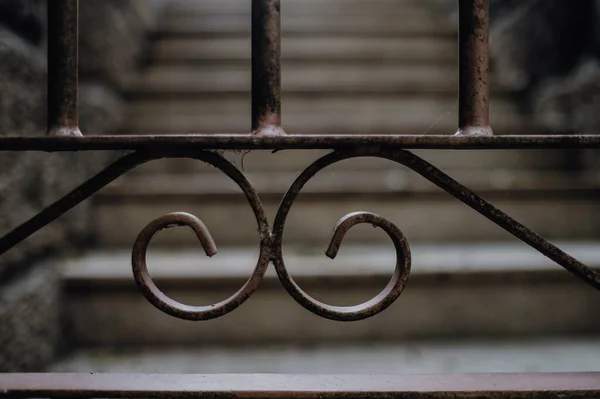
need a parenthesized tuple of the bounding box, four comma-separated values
(1, 0, 600, 397)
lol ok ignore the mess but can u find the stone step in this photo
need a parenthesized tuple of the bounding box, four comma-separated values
(124, 95, 531, 134)
(60, 243, 600, 346)
(54, 338, 600, 373)
(93, 169, 600, 247)
(128, 64, 465, 94)
(164, 0, 425, 17)
(152, 36, 457, 64)
(157, 14, 455, 38)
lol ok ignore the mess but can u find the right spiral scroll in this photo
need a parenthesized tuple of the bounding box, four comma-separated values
(272, 148, 599, 322)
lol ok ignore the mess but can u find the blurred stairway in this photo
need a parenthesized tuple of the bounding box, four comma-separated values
(125, 0, 531, 135)
(102, 0, 590, 248)
(57, 0, 600, 367)
(95, 0, 600, 248)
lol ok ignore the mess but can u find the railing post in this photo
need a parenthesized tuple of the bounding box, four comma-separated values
(456, 0, 493, 136)
(47, 0, 82, 137)
(251, 0, 286, 136)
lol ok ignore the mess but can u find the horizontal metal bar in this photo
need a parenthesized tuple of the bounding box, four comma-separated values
(1, 373, 599, 399)
(1, 134, 600, 151)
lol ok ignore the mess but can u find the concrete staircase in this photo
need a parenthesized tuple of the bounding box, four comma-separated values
(102, 0, 589, 248)
(56, 0, 600, 373)
(124, 0, 531, 135)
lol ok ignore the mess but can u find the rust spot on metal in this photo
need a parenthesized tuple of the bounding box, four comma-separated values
(252, 0, 286, 136)
(456, 0, 493, 137)
(47, 0, 82, 137)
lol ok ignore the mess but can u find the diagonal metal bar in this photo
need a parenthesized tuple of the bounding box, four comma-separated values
(0, 149, 271, 269)
(0, 151, 150, 257)
(397, 150, 600, 290)
(2, 134, 600, 151)
(277, 149, 600, 293)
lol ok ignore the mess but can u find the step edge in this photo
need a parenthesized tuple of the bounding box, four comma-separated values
(60, 242, 600, 286)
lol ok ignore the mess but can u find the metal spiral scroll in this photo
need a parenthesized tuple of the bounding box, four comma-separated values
(1, 147, 599, 323)
(130, 151, 272, 321)
(130, 147, 600, 323)
(129, 149, 413, 322)
(272, 153, 412, 322)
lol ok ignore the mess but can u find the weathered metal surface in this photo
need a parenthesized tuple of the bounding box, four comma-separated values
(272, 152, 412, 321)
(1, 148, 598, 323)
(131, 151, 271, 321)
(1, 373, 600, 399)
(252, 0, 286, 136)
(456, 0, 492, 137)
(271, 148, 600, 320)
(0, 151, 150, 258)
(47, 0, 82, 137)
(3, 134, 600, 151)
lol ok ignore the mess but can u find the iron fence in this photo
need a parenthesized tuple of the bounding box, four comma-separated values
(1, 0, 600, 397)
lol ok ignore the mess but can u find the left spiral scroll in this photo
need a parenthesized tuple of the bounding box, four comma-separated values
(0, 148, 271, 321)
(0, 149, 271, 320)
(130, 151, 272, 321)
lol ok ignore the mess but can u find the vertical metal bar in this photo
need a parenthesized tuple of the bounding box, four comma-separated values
(47, 0, 82, 137)
(251, 0, 286, 136)
(456, 0, 493, 136)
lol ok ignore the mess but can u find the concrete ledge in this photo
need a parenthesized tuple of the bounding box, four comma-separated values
(53, 338, 600, 373)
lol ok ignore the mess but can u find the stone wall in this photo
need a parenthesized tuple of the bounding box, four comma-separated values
(430, 0, 600, 136)
(488, 0, 599, 133)
(0, 0, 162, 372)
